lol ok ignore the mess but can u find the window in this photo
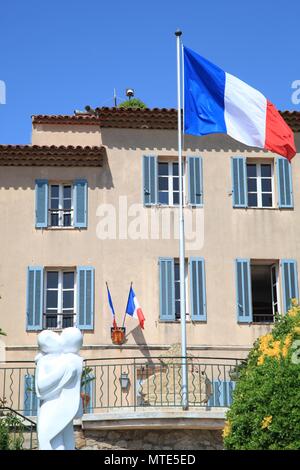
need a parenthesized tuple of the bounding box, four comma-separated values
(159, 257, 207, 322)
(247, 163, 273, 208)
(208, 380, 236, 407)
(35, 179, 87, 229)
(143, 155, 203, 207)
(45, 270, 76, 329)
(232, 156, 294, 210)
(158, 162, 179, 205)
(236, 258, 298, 323)
(251, 263, 279, 323)
(49, 184, 73, 227)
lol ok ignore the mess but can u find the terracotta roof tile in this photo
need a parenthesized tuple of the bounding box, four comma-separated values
(280, 111, 300, 133)
(0, 145, 105, 166)
(32, 108, 179, 129)
(32, 107, 300, 132)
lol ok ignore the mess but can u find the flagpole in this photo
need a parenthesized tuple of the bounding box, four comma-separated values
(175, 29, 188, 410)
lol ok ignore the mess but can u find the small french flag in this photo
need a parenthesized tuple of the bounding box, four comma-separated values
(106, 283, 117, 329)
(125, 286, 145, 330)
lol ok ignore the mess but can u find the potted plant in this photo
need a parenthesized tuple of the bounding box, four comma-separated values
(80, 366, 95, 413)
(228, 359, 248, 381)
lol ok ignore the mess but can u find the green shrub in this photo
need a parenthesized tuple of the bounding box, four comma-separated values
(224, 299, 300, 450)
(0, 412, 25, 450)
(118, 98, 147, 109)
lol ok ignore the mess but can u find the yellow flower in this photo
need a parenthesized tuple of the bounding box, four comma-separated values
(271, 341, 281, 355)
(282, 334, 293, 358)
(260, 333, 273, 347)
(288, 308, 297, 318)
(261, 415, 272, 429)
(223, 420, 231, 438)
(282, 346, 288, 358)
(284, 334, 293, 347)
(294, 326, 300, 335)
(257, 355, 265, 366)
(291, 298, 298, 307)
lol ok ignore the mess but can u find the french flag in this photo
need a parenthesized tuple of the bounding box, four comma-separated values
(125, 286, 145, 329)
(106, 283, 117, 329)
(184, 47, 296, 161)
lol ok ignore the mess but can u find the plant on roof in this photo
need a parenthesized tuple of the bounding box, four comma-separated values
(118, 98, 147, 109)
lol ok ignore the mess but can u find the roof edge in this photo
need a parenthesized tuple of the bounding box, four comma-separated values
(31, 107, 300, 132)
(0, 145, 105, 167)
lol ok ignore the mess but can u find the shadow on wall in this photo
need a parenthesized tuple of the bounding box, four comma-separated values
(0, 151, 114, 190)
(1, 131, 299, 190)
(127, 325, 154, 363)
(100, 128, 291, 154)
(96, 150, 113, 190)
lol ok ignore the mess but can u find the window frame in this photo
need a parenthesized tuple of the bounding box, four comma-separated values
(157, 160, 181, 207)
(44, 268, 77, 329)
(271, 263, 281, 318)
(247, 161, 274, 209)
(48, 182, 74, 228)
(250, 260, 281, 324)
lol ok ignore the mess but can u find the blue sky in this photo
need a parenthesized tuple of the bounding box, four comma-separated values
(0, 0, 299, 144)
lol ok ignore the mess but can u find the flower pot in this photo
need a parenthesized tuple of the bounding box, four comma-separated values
(80, 392, 90, 412)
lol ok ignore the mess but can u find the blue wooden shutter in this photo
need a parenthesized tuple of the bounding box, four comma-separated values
(35, 179, 48, 228)
(281, 259, 299, 313)
(187, 156, 203, 206)
(26, 267, 43, 331)
(143, 155, 157, 206)
(231, 157, 247, 207)
(74, 179, 88, 228)
(189, 257, 206, 321)
(277, 157, 294, 208)
(159, 258, 175, 321)
(208, 380, 236, 407)
(77, 267, 94, 330)
(24, 374, 39, 416)
(235, 259, 253, 323)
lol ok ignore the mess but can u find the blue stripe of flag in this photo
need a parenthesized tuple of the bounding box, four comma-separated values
(107, 285, 115, 316)
(125, 287, 135, 317)
(184, 46, 227, 137)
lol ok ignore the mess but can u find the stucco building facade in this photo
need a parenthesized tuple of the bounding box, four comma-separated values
(0, 108, 300, 363)
(0, 107, 300, 436)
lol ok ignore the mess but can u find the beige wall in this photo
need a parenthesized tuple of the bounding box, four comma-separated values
(1, 124, 300, 361)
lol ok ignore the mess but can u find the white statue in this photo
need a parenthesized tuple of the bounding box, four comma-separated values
(35, 327, 83, 450)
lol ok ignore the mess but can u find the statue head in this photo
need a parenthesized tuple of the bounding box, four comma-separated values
(38, 330, 62, 354)
(61, 327, 83, 354)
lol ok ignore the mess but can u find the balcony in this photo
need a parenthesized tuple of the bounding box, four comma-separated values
(0, 356, 242, 423)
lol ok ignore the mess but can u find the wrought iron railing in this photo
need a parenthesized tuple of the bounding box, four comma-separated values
(253, 312, 275, 323)
(0, 362, 36, 416)
(48, 208, 73, 227)
(82, 356, 242, 411)
(43, 313, 76, 329)
(0, 357, 243, 416)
